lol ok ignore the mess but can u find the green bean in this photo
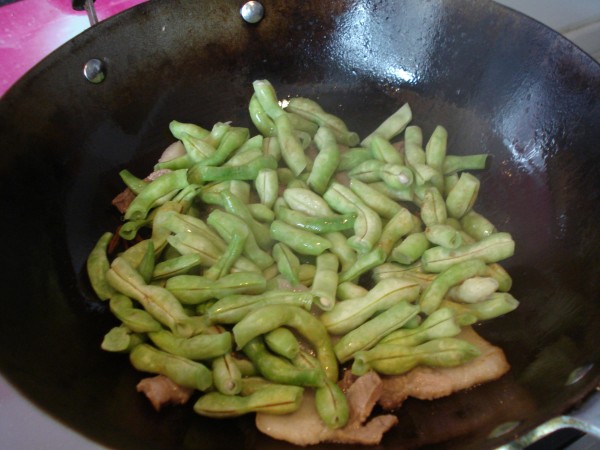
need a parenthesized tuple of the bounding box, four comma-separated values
(270, 220, 332, 256)
(169, 120, 210, 140)
(351, 337, 480, 376)
(252, 79, 285, 119)
(421, 232, 515, 272)
(315, 380, 349, 429)
(298, 263, 316, 286)
(371, 263, 437, 289)
(154, 153, 192, 170)
(274, 114, 310, 176)
(265, 327, 300, 360)
(486, 263, 513, 292)
(109, 294, 162, 333)
(334, 301, 419, 363)
(320, 278, 421, 335)
(283, 187, 335, 217)
(148, 329, 232, 360)
(419, 186, 447, 226)
(390, 232, 431, 265)
(379, 307, 461, 347)
(86, 232, 117, 300)
(339, 248, 386, 283)
(196, 127, 249, 167)
(445, 172, 480, 219)
(125, 169, 189, 220)
(193, 384, 304, 418)
(166, 272, 267, 304)
(444, 172, 459, 195)
(448, 276, 499, 303)
(370, 134, 404, 165)
(324, 231, 357, 273)
(285, 97, 359, 146)
(130, 344, 212, 391)
(368, 181, 414, 202)
(119, 169, 147, 194)
(272, 242, 301, 285)
(242, 337, 325, 387)
(336, 281, 369, 300)
(263, 136, 281, 161)
(425, 125, 448, 173)
(425, 224, 463, 249)
(208, 209, 274, 270)
(249, 94, 277, 137)
(239, 376, 277, 395)
(337, 147, 373, 172)
(152, 254, 203, 280)
(106, 257, 200, 337)
(376, 208, 415, 255)
(379, 164, 414, 190)
(247, 203, 276, 223)
(287, 111, 319, 136)
(442, 292, 519, 322)
(233, 305, 338, 382)
(255, 168, 278, 209)
(101, 325, 144, 353)
(349, 178, 402, 219)
(207, 290, 314, 324)
(411, 163, 441, 186)
(212, 354, 243, 395)
(460, 210, 497, 241)
(311, 253, 339, 311)
(419, 259, 488, 315)
(443, 154, 489, 174)
(306, 126, 341, 194)
(222, 147, 262, 167)
(275, 206, 355, 233)
(221, 191, 273, 250)
(361, 103, 412, 147)
(323, 182, 382, 253)
(348, 159, 385, 183)
(137, 239, 155, 284)
(404, 125, 426, 167)
(233, 356, 258, 377)
(181, 134, 216, 163)
(118, 217, 152, 241)
(231, 134, 263, 157)
(162, 211, 225, 249)
(187, 155, 277, 184)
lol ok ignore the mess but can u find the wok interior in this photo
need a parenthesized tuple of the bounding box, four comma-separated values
(0, 0, 599, 449)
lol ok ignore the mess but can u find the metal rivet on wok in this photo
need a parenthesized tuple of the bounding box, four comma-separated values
(240, 1, 264, 24)
(565, 363, 594, 386)
(487, 420, 521, 439)
(83, 58, 106, 84)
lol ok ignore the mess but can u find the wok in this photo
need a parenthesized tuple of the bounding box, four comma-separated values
(0, 0, 599, 448)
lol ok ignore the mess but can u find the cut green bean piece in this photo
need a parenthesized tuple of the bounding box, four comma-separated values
(334, 301, 419, 363)
(390, 232, 431, 265)
(315, 380, 349, 429)
(275, 206, 356, 233)
(311, 253, 339, 311)
(197, 127, 249, 167)
(420, 187, 447, 227)
(379, 307, 461, 347)
(125, 169, 189, 221)
(443, 154, 489, 174)
(425, 125, 448, 172)
(485, 263, 513, 292)
(169, 120, 210, 140)
(152, 254, 203, 280)
(109, 294, 162, 333)
(131, 344, 213, 391)
(376, 208, 415, 255)
(101, 325, 144, 353)
(283, 187, 335, 217)
(442, 292, 519, 321)
(404, 125, 426, 167)
(339, 248, 386, 283)
(338, 148, 373, 172)
(119, 169, 147, 195)
(461, 210, 497, 241)
(379, 164, 414, 190)
(369, 134, 404, 165)
(270, 220, 332, 256)
(419, 259, 488, 315)
(307, 126, 341, 194)
(249, 94, 277, 137)
(255, 168, 278, 209)
(188, 156, 277, 184)
(194, 384, 304, 418)
(324, 231, 357, 273)
(336, 281, 369, 300)
(148, 329, 232, 360)
(446, 172, 480, 219)
(320, 278, 421, 335)
(87, 232, 117, 300)
(213, 354, 243, 395)
(352, 337, 480, 376)
(166, 272, 266, 304)
(448, 276, 499, 303)
(425, 224, 463, 249)
(361, 103, 412, 147)
(234, 305, 338, 382)
(243, 337, 325, 387)
(421, 232, 515, 272)
(221, 191, 273, 250)
(265, 327, 300, 360)
(272, 242, 301, 285)
(207, 290, 314, 324)
(137, 240, 155, 284)
(348, 159, 385, 183)
(349, 178, 402, 219)
(275, 113, 309, 176)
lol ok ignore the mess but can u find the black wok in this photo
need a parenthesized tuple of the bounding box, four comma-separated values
(0, 0, 599, 448)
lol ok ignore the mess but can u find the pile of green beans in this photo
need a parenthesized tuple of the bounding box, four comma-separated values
(87, 79, 518, 432)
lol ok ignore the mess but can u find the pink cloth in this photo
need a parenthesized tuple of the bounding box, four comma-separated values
(0, 0, 147, 97)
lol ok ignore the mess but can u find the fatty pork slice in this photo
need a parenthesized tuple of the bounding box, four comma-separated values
(379, 326, 510, 410)
(256, 371, 398, 446)
(136, 375, 194, 411)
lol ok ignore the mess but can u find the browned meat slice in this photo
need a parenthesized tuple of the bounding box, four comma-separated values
(255, 371, 397, 446)
(379, 326, 510, 410)
(111, 169, 173, 214)
(136, 375, 194, 411)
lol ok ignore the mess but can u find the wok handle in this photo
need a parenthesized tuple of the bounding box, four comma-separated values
(498, 390, 600, 449)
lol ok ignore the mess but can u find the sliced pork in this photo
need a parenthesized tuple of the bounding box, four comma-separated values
(136, 375, 194, 411)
